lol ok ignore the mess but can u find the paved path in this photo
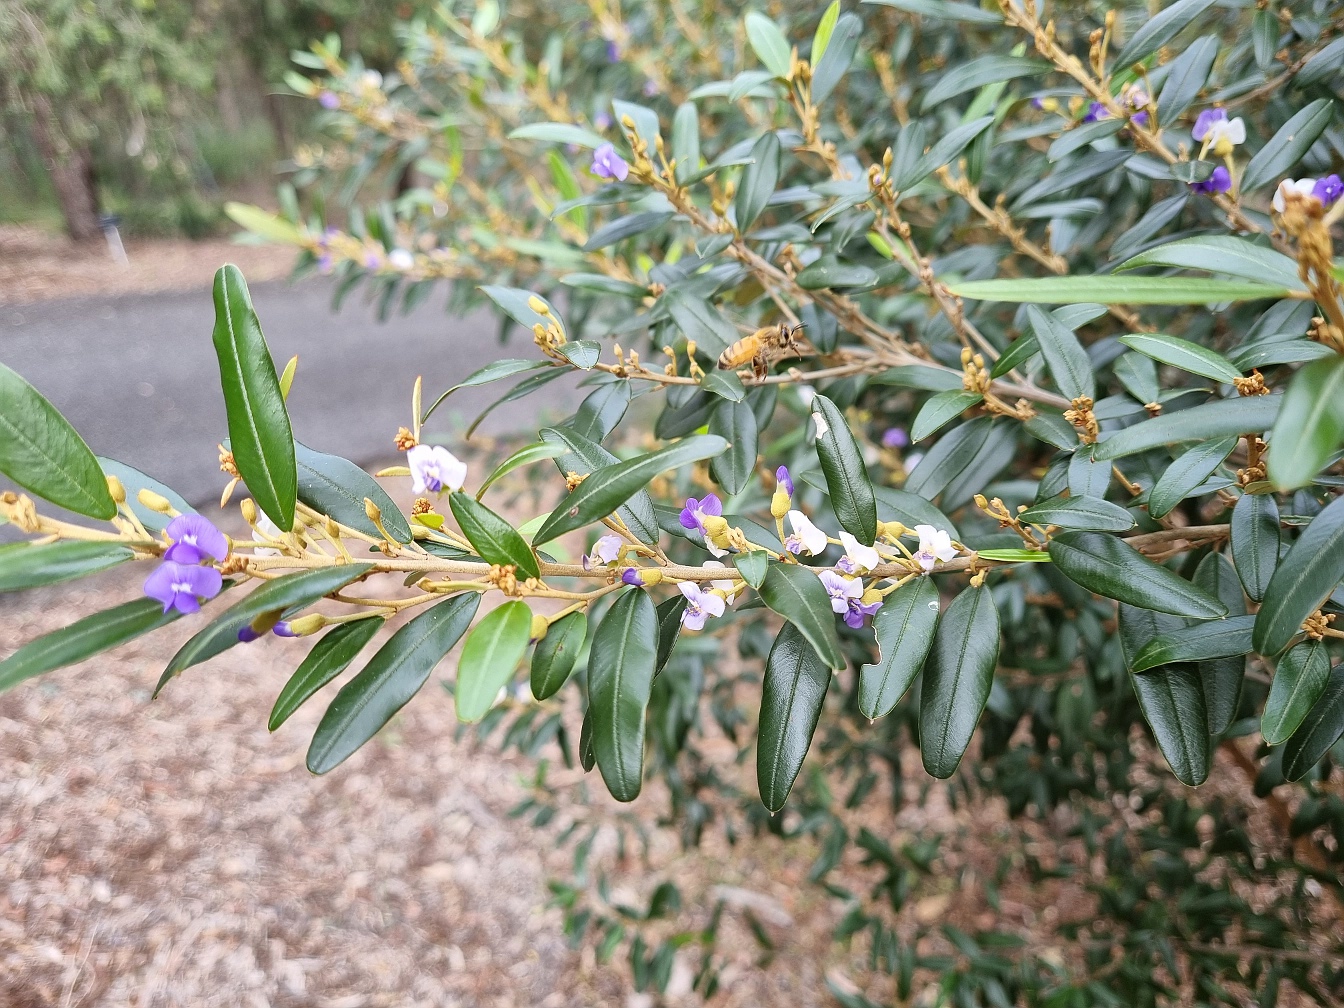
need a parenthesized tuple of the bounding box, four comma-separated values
(1, 278, 583, 508)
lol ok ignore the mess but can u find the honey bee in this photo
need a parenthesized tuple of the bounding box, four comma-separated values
(717, 323, 806, 380)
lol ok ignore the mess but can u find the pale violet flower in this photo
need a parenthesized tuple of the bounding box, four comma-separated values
(1192, 108, 1245, 156)
(702, 560, 744, 605)
(1273, 178, 1318, 213)
(583, 534, 624, 570)
(819, 570, 862, 614)
(163, 514, 228, 564)
(143, 562, 222, 615)
(388, 248, 415, 271)
(913, 524, 957, 572)
(408, 444, 467, 495)
(679, 581, 726, 630)
(1314, 174, 1343, 206)
(590, 143, 630, 181)
(785, 510, 828, 556)
(838, 531, 880, 574)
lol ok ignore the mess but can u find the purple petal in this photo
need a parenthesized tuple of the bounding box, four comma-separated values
(143, 562, 181, 612)
(273, 621, 297, 637)
(775, 466, 794, 496)
(237, 625, 261, 643)
(620, 568, 644, 586)
(700, 494, 723, 517)
(177, 564, 223, 600)
(678, 505, 700, 530)
(1192, 107, 1225, 142)
(166, 513, 229, 562)
(173, 594, 201, 615)
(163, 541, 206, 564)
(1313, 174, 1343, 206)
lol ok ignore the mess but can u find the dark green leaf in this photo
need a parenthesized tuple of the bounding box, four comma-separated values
(307, 593, 479, 772)
(98, 458, 194, 534)
(1119, 604, 1210, 786)
(870, 364, 964, 392)
(1023, 411, 1077, 450)
(1241, 99, 1336, 195)
(1282, 666, 1344, 782)
(1047, 119, 1125, 163)
(1067, 445, 1110, 498)
(734, 551, 770, 590)
(1262, 639, 1330, 746)
(912, 391, 983, 442)
(1131, 615, 1254, 672)
(1018, 494, 1135, 532)
(810, 11, 863, 102)
(1113, 0, 1217, 69)
(758, 563, 845, 670)
(795, 259, 879, 289)
(664, 289, 738, 354)
(812, 394, 877, 545)
(455, 600, 533, 722)
(449, 492, 539, 580)
(557, 340, 602, 369)
(588, 588, 658, 801)
(583, 211, 675, 252)
(1231, 491, 1280, 602)
(475, 442, 569, 501)
(268, 618, 383, 730)
(859, 577, 939, 719)
(905, 417, 992, 500)
(908, 116, 996, 186)
(579, 706, 595, 771)
(1148, 436, 1238, 519)
(920, 56, 1051, 111)
(1092, 394, 1281, 460)
(919, 585, 999, 779)
(0, 541, 133, 594)
(1027, 305, 1094, 401)
(875, 487, 960, 541)
(296, 442, 411, 543)
(1113, 352, 1160, 405)
(422, 359, 549, 422)
(531, 610, 587, 700)
(735, 132, 780, 234)
(539, 427, 661, 545)
(701, 369, 746, 401)
(709, 399, 758, 496)
(1117, 332, 1244, 382)
(1048, 531, 1227, 618)
(990, 333, 1040, 379)
(1157, 35, 1218, 127)
(1117, 237, 1303, 292)
(757, 622, 832, 811)
(1254, 494, 1344, 655)
(568, 381, 631, 443)
(1193, 551, 1247, 735)
(671, 102, 700, 182)
(654, 594, 687, 677)
(1266, 355, 1344, 491)
(211, 264, 297, 531)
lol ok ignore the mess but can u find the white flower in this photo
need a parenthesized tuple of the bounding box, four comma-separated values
(913, 524, 957, 572)
(583, 534, 624, 569)
(1204, 116, 1245, 156)
(702, 560, 745, 604)
(251, 513, 283, 557)
(1273, 178, 1318, 214)
(819, 570, 862, 614)
(408, 444, 467, 495)
(679, 581, 726, 631)
(785, 510, 828, 556)
(388, 248, 415, 271)
(838, 531, 881, 573)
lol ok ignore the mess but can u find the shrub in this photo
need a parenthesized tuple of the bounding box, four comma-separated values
(5, 0, 1344, 1002)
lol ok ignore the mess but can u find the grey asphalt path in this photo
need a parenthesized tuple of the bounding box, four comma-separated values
(1, 277, 585, 509)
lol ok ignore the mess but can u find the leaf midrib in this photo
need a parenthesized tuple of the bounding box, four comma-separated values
(218, 275, 285, 520)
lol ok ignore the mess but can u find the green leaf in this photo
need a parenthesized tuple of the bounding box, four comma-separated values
(859, 577, 939, 719)
(0, 362, 116, 520)
(758, 563, 845, 670)
(1267, 355, 1344, 491)
(1262, 639, 1330, 745)
(654, 594, 687, 676)
(871, 364, 964, 392)
(904, 416, 992, 500)
(795, 259, 879, 289)
(455, 600, 534, 723)
(912, 391, 983, 442)
(99, 457, 194, 533)
(568, 381, 631, 443)
(578, 706, 596, 771)
(1113, 352, 1160, 405)
(1131, 615, 1254, 673)
(811, 2, 841, 63)
(1282, 666, 1344, 782)
(539, 427, 661, 545)
(745, 11, 792, 78)
(920, 56, 1051, 111)
(1027, 305, 1094, 401)
(588, 588, 658, 801)
(421, 359, 549, 423)
(1119, 604, 1210, 786)
(1241, 99, 1336, 195)
(709, 399, 758, 496)
(991, 333, 1041, 379)
(701, 369, 746, 402)
(557, 340, 602, 369)
(268, 618, 383, 730)
(1253, 494, 1344, 655)
(0, 540, 134, 594)
(1117, 236, 1304, 292)
(907, 116, 995, 187)
(734, 551, 770, 590)
(224, 202, 304, 244)
(0, 595, 179, 692)
(1113, 0, 1217, 69)
(532, 435, 727, 545)
(1092, 395, 1282, 460)
(863, 0, 1000, 22)
(875, 486, 960, 542)
(480, 285, 561, 330)
(475, 442, 568, 501)
(809, 11, 862, 103)
(1117, 333, 1243, 383)
(1156, 35, 1218, 128)
(307, 593, 479, 772)
(508, 122, 608, 149)
(977, 548, 1051, 562)
(296, 442, 411, 543)
(1147, 436, 1238, 519)
(1047, 119, 1124, 163)
(1048, 531, 1227, 618)
(757, 622, 832, 811)
(919, 585, 1000, 779)
(583, 211, 675, 252)
(1018, 494, 1135, 532)
(671, 102, 700, 182)
(1068, 445, 1110, 498)
(212, 265, 296, 531)
(948, 276, 1291, 305)
(157, 564, 373, 694)
(1192, 550, 1249, 736)
(1231, 491, 1280, 602)
(531, 610, 587, 700)
(735, 132, 781, 233)
(812, 394, 878, 545)
(449, 492, 540, 579)
(465, 369, 568, 439)
(663, 288, 738, 354)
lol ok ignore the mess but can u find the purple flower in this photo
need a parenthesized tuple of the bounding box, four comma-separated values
(1081, 103, 1109, 123)
(620, 567, 645, 586)
(364, 251, 381, 270)
(1313, 174, 1343, 206)
(818, 570, 862, 615)
(163, 514, 229, 565)
(1192, 108, 1226, 142)
(317, 252, 334, 274)
(1190, 165, 1232, 195)
(642, 79, 660, 97)
(591, 143, 630, 182)
(144, 561, 223, 615)
(678, 494, 723, 536)
(273, 621, 297, 637)
(844, 598, 882, 630)
(583, 534, 624, 569)
(678, 581, 725, 630)
(1031, 97, 1046, 110)
(606, 40, 620, 63)
(775, 466, 794, 496)
(1131, 110, 1150, 127)
(594, 111, 614, 131)
(408, 444, 467, 495)
(237, 625, 261, 643)
(881, 427, 909, 449)
(318, 90, 341, 110)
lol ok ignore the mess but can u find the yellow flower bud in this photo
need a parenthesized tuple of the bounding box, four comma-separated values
(641, 568, 664, 585)
(241, 498, 258, 524)
(107, 475, 126, 504)
(530, 613, 550, 642)
(285, 613, 328, 637)
(770, 489, 791, 519)
(701, 515, 730, 538)
(527, 295, 551, 316)
(137, 488, 174, 514)
(364, 497, 383, 523)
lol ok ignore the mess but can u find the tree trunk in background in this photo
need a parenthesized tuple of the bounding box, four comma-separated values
(27, 91, 99, 242)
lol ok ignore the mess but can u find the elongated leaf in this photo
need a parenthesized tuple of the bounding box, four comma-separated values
(811, 11, 862, 102)
(1092, 394, 1282, 460)
(1241, 99, 1336, 195)
(757, 622, 832, 811)
(654, 594, 687, 677)
(919, 585, 999, 779)
(539, 427, 661, 545)
(1113, 0, 1217, 68)
(588, 588, 658, 801)
(1068, 445, 1111, 498)
(908, 116, 995, 187)
(455, 600, 534, 722)
(465, 368, 568, 439)
(710, 398, 758, 496)
(531, 610, 587, 700)
(912, 391, 982, 442)
(583, 211, 675, 252)
(509, 122, 608, 148)
(948, 276, 1290, 305)
(449, 492, 540, 579)
(212, 265, 296, 531)
(268, 618, 383, 730)
(1018, 494, 1135, 532)
(905, 417, 992, 500)
(568, 381, 631, 443)
(1192, 551, 1247, 736)
(98, 458, 194, 534)
(475, 442, 568, 501)
(735, 132, 781, 233)
(745, 12, 792, 78)
(1157, 35, 1218, 127)
(920, 56, 1050, 111)
(557, 341, 603, 370)
(480, 285, 561, 331)
(1119, 603, 1210, 786)
(1282, 666, 1344, 782)
(863, 0, 1000, 22)
(1117, 333, 1243, 383)
(422, 359, 549, 422)
(1231, 491, 1280, 602)
(701, 369, 746, 402)
(871, 364, 964, 392)
(157, 564, 373, 693)
(532, 435, 727, 545)
(991, 333, 1041, 379)
(1262, 639, 1330, 745)
(0, 362, 116, 519)
(671, 102, 700, 182)
(1047, 119, 1124, 163)
(1266, 355, 1344, 491)
(811, 1, 841, 62)
(296, 442, 411, 543)
(875, 486, 960, 541)
(307, 593, 479, 772)
(1048, 531, 1227, 618)
(758, 563, 845, 670)
(1026, 304, 1093, 402)
(1113, 352, 1160, 405)
(1131, 616, 1254, 673)
(1254, 494, 1344, 655)
(0, 595, 179, 692)
(1147, 436, 1238, 519)
(0, 541, 133, 594)
(1117, 237, 1303, 292)
(813, 394, 877, 545)
(859, 577, 940, 719)
(734, 551, 770, 590)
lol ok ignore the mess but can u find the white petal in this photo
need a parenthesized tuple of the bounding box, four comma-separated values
(678, 581, 699, 601)
(812, 412, 829, 439)
(840, 531, 880, 571)
(702, 594, 726, 618)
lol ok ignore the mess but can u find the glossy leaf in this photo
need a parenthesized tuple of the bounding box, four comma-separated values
(1117, 237, 1303, 292)
(211, 264, 297, 531)
(757, 622, 832, 811)
(1113, 0, 1216, 68)
(98, 457, 195, 534)
(268, 618, 383, 730)
(449, 492, 540, 579)
(539, 427, 661, 545)
(812, 394, 878, 545)
(1130, 616, 1254, 673)
(1048, 531, 1227, 618)
(1231, 491, 1280, 602)
(307, 592, 479, 772)
(1266, 354, 1344, 491)
(654, 594, 687, 677)
(557, 339, 602, 369)
(475, 442, 568, 501)
(1147, 437, 1238, 519)
(296, 442, 411, 543)
(1117, 333, 1242, 383)
(1119, 604, 1210, 786)
(1193, 552, 1248, 736)
(1253, 494, 1344, 655)
(568, 381, 631, 443)
(1027, 305, 1094, 402)
(700, 369, 746, 402)
(1092, 394, 1281, 460)
(709, 398, 758, 496)
(0, 541, 133, 594)
(530, 611, 586, 700)
(912, 391, 982, 442)
(1018, 494, 1135, 532)
(811, 11, 862, 103)
(733, 551, 770, 590)
(1282, 666, 1344, 783)
(948, 276, 1290, 305)
(1262, 639, 1330, 746)
(874, 487, 961, 541)
(422, 359, 549, 422)
(1241, 99, 1336, 195)
(919, 585, 1000, 779)
(455, 600, 534, 722)
(859, 577, 940, 719)
(1067, 445, 1110, 498)
(758, 563, 845, 670)
(736, 131, 781, 234)
(588, 588, 658, 802)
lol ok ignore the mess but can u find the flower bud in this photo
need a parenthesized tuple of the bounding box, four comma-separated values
(285, 613, 328, 637)
(701, 515, 730, 538)
(107, 475, 126, 504)
(137, 488, 174, 513)
(770, 488, 791, 519)
(530, 613, 550, 642)
(364, 497, 383, 523)
(640, 568, 664, 585)
(527, 295, 551, 316)
(860, 588, 883, 605)
(241, 498, 258, 524)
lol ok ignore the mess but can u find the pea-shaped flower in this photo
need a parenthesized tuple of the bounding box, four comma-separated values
(784, 510, 827, 556)
(1192, 109, 1245, 157)
(144, 562, 223, 615)
(591, 143, 630, 182)
(679, 581, 725, 630)
(408, 444, 467, 495)
(913, 524, 957, 572)
(163, 514, 229, 565)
